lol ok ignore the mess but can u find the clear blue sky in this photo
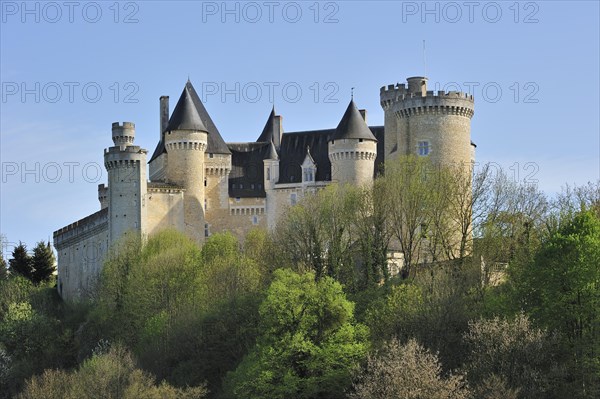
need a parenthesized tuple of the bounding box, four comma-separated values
(1, 0, 599, 255)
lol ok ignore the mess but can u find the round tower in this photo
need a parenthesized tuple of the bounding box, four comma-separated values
(328, 100, 377, 186)
(380, 77, 474, 166)
(104, 122, 148, 245)
(164, 84, 208, 244)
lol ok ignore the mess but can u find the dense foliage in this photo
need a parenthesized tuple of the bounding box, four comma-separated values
(1, 160, 598, 398)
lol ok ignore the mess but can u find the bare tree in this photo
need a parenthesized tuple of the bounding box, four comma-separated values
(350, 338, 470, 399)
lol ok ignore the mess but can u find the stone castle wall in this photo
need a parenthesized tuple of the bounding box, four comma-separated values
(53, 209, 109, 301)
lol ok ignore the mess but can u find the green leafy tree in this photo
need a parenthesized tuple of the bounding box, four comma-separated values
(351, 181, 393, 288)
(224, 269, 369, 399)
(275, 185, 357, 286)
(8, 243, 33, 282)
(350, 338, 470, 399)
(510, 210, 600, 396)
(31, 242, 55, 284)
(0, 252, 7, 280)
(17, 345, 207, 399)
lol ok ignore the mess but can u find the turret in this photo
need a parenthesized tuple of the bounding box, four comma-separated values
(263, 140, 280, 229)
(98, 184, 108, 209)
(104, 122, 148, 245)
(380, 76, 475, 166)
(257, 106, 283, 149)
(263, 141, 279, 190)
(328, 100, 377, 186)
(164, 82, 208, 244)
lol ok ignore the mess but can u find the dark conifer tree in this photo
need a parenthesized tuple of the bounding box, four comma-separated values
(32, 241, 56, 284)
(9, 242, 34, 281)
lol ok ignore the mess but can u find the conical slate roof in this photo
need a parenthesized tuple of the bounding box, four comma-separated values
(330, 100, 377, 142)
(256, 106, 281, 148)
(149, 80, 231, 162)
(184, 81, 230, 154)
(166, 84, 207, 132)
(265, 140, 278, 160)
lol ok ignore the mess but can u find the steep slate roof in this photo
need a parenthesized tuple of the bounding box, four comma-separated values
(228, 142, 271, 198)
(274, 125, 383, 185)
(166, 84, 207, 132)
(330, 100, 377, 142)
(256, 106, 281, 148)
(149, 80, 230, 163)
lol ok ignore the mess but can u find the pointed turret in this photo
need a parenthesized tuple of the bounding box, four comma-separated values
(257, 106, 283, 149)
(150, 80, 230, 166)
(328, 99, 377, 186)
(166, 83, 207, 132)
(265, 140, 279, 160)
(330, 100, 377, 142)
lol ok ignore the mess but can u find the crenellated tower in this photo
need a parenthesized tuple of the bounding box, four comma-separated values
(328, 99, 378, 186)
(380, 76, 475, 166)
(164, 84, 208, 244)
(104, 122, 148, 245)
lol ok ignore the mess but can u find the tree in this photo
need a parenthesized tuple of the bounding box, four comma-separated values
(351, 180, 393, 288)
(8, 243, 33, 282)
(350, 338, 470, 399)
(17, 345, 207, 399)
(31, 242, 55, 284)
(88, 230, 265, 394)
(383, 156, 433, 278)
(275, 185, 357, 286)
(463, 313, 565, 398)
(510, 210, 600, 396)
(224, 269, 369, 399)
(0, 252, 7, 280)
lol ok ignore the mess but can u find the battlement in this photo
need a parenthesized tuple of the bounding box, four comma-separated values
(104, 146, 147, 170)
(98, 184, 108, 199)
(53, 208, 108, 248)
(380, 82, 474, 119)
(381, 84, 474, 102)
(112, 121, 135, 129)
(112, 121, 136, 147)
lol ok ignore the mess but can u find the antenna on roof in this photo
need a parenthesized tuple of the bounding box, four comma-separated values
(422, 40, 428, 77)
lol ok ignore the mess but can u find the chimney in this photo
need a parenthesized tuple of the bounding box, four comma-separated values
(359, 109, 367, 123)
(273, 114, 283, 149)
(160, 96, 169, 140)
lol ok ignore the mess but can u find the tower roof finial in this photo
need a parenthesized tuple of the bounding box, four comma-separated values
(351, 87, 355, 100)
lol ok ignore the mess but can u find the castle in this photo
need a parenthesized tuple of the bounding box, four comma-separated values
(53, 77, 475, 300)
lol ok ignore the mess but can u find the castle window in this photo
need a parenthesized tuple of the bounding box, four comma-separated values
(204, 199, 208, 210)
(252, 215, 258, 225)
(418, 141, 430, 156)
(290, 193, 297, 205)
(240, 184, 244, 189)
(251, 184, 255, 190)
(204, 178, 207, 187)
(232, 183, 236, 189)
(235, 197, 241, 202)
(359, 139, 363, 143)
(209, 153, 214, 158)
(205, 223, 210, 237)
(258, 183, 262, 190)
(267, 167, 271, 180)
